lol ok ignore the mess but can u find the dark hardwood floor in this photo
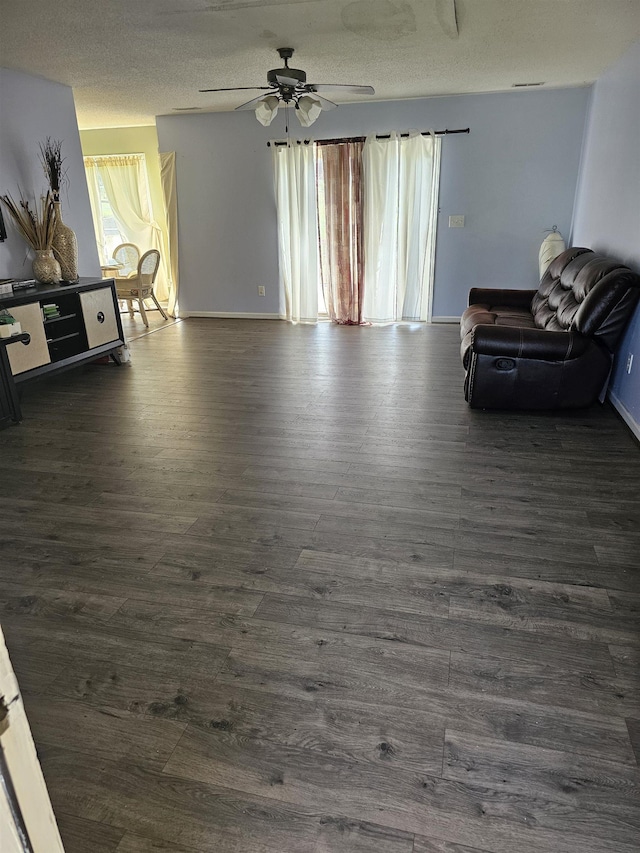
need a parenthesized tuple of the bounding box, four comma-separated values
(1, 318, 639, 853)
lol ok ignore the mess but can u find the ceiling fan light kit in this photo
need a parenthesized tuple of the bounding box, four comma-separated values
(199, 47, 375, 128)
(295, 95, 323, 128)
(255, 95, 280, 127)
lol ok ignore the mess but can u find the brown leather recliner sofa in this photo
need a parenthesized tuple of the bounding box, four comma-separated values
(460, 247, 640, 410)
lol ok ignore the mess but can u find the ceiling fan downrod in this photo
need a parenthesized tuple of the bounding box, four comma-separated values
(277, 47, 294, 66)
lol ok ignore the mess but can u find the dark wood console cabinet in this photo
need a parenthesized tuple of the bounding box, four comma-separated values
(0, 277, 125, 425)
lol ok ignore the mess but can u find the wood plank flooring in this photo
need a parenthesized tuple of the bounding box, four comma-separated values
(1, 318, 639, 853)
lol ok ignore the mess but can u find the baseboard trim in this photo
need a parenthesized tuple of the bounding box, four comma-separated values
(608, 390, 640, 442)
(181, 311, 282, 320)
(181, 311, 463, 324)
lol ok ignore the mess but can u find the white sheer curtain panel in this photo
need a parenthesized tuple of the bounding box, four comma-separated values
(273, 142, 319, 323)
(83, 154, 169, 300)
(400, 132, 441, 322)
(159, 151, 179, 317)
(362, 132, 401, 323)
(362, 132, 441, 323)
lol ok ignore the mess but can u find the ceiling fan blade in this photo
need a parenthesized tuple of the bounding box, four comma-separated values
(308, 93, 337, 111)
(234, 93, 277, 111)
(310, 84, 375, 95)
(275, 73, 300, 87)
(199, 86, 272, 93)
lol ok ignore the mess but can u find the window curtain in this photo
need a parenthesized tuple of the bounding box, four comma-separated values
(83, 154, 169, 300)
(272, 142, 319, 323)
(84, 163, 106, 259)
(362, 131, 441, 323)
(159, 151, 179, 318)
(316, 140, 365, 325)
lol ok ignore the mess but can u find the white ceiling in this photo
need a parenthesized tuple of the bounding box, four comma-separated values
(1, 0, 639, 129)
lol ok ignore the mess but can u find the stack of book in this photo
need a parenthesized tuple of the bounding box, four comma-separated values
(42, 303, 60, 321)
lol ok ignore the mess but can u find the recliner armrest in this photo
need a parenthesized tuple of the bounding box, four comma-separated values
(471, 325, 592, 361)
(468, 288, 536, 309)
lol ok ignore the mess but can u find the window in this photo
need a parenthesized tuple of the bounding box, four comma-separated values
(83, 153, 155, 264)
(95, 170, 128, 261)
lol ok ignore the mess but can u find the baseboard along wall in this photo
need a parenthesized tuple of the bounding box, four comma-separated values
(180, 311, 282, 320)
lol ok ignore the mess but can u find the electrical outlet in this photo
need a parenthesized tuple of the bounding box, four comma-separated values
(449, 215, 465, 228)
(257, 286, 266, 297)
(627, 353, 634, 374)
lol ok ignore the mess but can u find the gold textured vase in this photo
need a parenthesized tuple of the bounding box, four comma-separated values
(32, 249, 62, 284)
(52, 201, 79, 282)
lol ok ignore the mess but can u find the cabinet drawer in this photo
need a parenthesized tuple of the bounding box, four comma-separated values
(7, 303, 51, 375)
(80, 287, 120, 349)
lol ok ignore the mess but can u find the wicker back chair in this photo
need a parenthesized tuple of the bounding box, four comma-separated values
(115, 249, 168, 327)
(112, 243, 140, 278)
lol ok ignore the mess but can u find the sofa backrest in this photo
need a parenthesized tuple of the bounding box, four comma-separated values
(531, 247, 640, 352)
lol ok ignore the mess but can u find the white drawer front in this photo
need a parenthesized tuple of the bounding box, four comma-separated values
(80, 287, 119, 349)
(7, 303, 51, 375)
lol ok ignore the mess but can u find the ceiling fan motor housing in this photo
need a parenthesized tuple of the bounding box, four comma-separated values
(268, 66, 306, 86)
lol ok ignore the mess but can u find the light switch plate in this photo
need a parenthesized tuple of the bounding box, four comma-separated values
(449, 215, 465, 228)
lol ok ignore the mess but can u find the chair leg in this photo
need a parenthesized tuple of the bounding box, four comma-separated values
(127, 299, 135, 318)
(151, 292, 169, 320)
(138, 297, 149, 327)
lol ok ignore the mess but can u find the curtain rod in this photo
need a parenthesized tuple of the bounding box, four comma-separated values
(267, 128, 469, 147)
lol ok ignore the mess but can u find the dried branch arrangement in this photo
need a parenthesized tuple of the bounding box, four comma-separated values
(39, 137, 68, 201)
(0, 191, 57, 250)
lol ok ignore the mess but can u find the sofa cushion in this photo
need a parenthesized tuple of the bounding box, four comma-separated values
(460, 305, 535, 338)
(572, 258, 626, 303)
(559, 252, 596, 289)
(533, 253, 594, 330)
(547, 246, 593, 280)
(531, 247, 594, 320)
(535, 256, 626, 333)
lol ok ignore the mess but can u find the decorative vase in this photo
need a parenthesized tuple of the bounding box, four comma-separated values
(52, 201, 79, 282)
(32, 249, 62, 285)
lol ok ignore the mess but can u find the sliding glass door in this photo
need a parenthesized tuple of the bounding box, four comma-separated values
(273, 133, 441, 324)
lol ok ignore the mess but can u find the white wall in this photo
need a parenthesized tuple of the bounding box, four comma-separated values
(572, 42, 640, 269)
(0, 68, 100, 280)
(572, 41, 640, 430)
(157, 86, 590, 318)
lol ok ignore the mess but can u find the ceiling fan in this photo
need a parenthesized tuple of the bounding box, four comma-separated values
(199, 47, 375, 127)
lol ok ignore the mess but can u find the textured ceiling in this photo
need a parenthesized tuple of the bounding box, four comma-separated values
(1, 0, 639, 128)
